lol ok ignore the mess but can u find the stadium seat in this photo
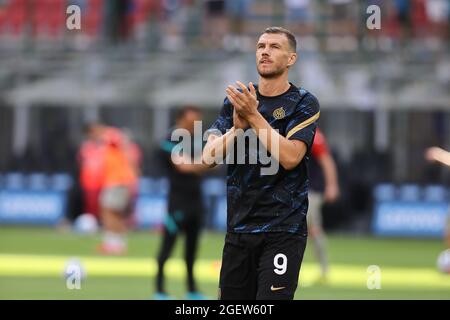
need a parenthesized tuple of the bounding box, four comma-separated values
(32, 0, 47, 36)
(398, 184, 421, 202)
(50, 173, 73, 191)
(29, 0, 64, 38)
(423, 185, 448, 202)
(4, 172, 25, 190)
(8, 0, 27, 36)
(28, 173, 48, 190)
(129, 0, 153, 27)
(84, 0, 104, 37)
(0, 10, 7, 35)
(47, 0, 65, 38)
(373, 183, 396, 201)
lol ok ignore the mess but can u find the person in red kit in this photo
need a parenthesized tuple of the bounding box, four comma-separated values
(307, 128, 340, 284)
(121, 128, 143, 229)
(97, 127, 139, 255)
(78, 123, 106, 220)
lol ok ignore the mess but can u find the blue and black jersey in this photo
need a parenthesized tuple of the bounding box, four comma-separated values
(208, 83, 320, 235)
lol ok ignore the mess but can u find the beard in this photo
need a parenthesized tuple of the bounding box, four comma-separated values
(257, 64, 285, 79)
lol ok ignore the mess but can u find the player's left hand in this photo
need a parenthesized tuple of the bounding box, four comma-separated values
(226, 81, 259, 120)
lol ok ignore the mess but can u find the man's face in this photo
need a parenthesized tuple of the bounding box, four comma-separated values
(256, 33, 296, 79)
(180, 110, 202, 134)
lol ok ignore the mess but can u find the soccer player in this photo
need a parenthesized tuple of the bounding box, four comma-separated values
(154, 106, 209, 300)
(308, 128, 339, 284)
(202, 27, 320, 300)
(425, 146, 450, 248)
(78, 123, 106, 220)
(97, 127, 138, 255)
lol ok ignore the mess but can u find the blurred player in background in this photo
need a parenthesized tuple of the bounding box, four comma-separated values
(308, 128, 339, 284)
(154, 106, 209, 300)
(121, 128, 143, 229)
(203, 27, 320, 299)
(97, 127, 140, 255)
(78, 123, 106, 220)
(425, 146, 450, 248)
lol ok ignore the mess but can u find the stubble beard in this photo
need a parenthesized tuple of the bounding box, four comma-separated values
(257, 64, 285, 79)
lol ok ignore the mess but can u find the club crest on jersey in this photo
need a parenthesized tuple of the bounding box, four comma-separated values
(273, 107, 285, 120)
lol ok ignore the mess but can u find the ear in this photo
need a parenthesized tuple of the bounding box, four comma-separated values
(287, 53, 297, 68)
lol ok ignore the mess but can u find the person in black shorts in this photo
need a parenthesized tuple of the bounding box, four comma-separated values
(202, 27, 320, 300)
(154, 106, 209, 300)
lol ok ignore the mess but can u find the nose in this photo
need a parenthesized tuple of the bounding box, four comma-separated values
(261, 50, 269, 58)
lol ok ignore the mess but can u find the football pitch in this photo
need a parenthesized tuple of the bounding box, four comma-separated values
(0, 227, 449, 300)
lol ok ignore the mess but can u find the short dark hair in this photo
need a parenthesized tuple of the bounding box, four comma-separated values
(176, 105, 201, 121)
(262, 27, 297, 52)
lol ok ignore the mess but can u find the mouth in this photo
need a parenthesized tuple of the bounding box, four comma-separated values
(259, 59, 272, 65)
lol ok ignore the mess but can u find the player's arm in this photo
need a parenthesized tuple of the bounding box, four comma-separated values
(317, 153, 339, 202)
(202, 128, 237, 168)
(245, 111, 308, 170)
(426, 147, 450, 167)
(161, 140, 208, 175)
(171, 153, 211, 175)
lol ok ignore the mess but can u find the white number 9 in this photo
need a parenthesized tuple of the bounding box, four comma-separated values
(273, 253, 287, 275)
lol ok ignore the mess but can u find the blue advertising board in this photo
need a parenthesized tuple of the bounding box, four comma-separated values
(373, 201, 449, 238)
(0, 190, 67, 225)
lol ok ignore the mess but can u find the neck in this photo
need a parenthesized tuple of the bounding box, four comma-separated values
(257, 74, 291, 97)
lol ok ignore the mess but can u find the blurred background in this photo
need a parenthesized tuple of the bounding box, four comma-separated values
(0, 0, 449, 299)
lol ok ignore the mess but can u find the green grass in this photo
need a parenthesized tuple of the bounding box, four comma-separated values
(0, 226, 449, 300)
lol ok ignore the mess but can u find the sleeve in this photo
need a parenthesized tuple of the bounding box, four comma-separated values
(285, 93, 320, 151)
(206, 97, 233, 137)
